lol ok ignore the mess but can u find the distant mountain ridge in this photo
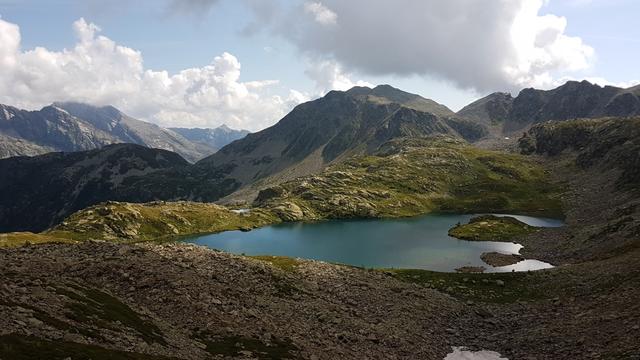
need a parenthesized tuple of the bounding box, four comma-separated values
(169, 125, 249, 152)
(0, 102, 248, 162)
(457, 80, 640, 132)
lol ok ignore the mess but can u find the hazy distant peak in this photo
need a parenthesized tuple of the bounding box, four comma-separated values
(169, 125, 250, 153)
(217, 124, 235, 132)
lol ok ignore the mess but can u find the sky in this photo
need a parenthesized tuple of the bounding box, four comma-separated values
(0, 0, 638, 131)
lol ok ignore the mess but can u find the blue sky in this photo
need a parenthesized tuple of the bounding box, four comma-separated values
(0, 0, 638, 130)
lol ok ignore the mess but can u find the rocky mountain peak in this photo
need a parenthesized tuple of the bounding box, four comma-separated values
(456, 92, 514, 125)
(370, 84, 421, 102)
(0, 104, 19, 121)
(53, 102, 124, 130)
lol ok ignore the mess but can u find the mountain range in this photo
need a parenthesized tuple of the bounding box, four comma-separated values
(0, 102, 249, 162)
(458, 80, 640, 131)
(169, 125, 250, 153)
(2, 80, 640, 232)
(199, 85, 488, 189)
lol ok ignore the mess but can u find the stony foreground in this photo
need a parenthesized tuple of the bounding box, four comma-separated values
(1, 239, 639, 359)
(0, 242, 468, 359)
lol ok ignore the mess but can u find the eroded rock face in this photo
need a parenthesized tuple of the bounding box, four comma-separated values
(456, 92, 514, 125)
(326, 195, 378, 218)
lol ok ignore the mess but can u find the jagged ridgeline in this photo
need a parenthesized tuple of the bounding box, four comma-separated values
(457, 80, 640, 131)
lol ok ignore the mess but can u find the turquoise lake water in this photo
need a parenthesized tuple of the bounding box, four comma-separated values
(186, 214, 564, 272)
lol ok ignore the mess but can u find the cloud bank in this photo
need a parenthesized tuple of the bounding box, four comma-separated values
(177, 0, 595, 92)
(0, 17, 304, 131)
(266, 0, 594, 92)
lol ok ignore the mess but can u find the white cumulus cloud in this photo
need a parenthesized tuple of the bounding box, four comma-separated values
(0, 16, 304, 131)
(303, 2, 338, 26)
(305, 60, 373, 94)
(245, 0, 596, 92)
(506, 0, 594, 89)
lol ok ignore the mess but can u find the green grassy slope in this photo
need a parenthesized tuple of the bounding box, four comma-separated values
(256, 136, 563, 221)
(448, 215, 539, 242)
(46, 201, 280, 242)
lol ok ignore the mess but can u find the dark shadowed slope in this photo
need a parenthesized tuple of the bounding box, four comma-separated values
(0, 142, 245, 232)
(0, 144, 190, 232)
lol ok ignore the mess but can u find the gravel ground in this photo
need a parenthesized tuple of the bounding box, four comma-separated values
(0, 241, 473, 359)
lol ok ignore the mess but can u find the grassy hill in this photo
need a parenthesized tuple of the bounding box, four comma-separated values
(254, 135, 563, 221)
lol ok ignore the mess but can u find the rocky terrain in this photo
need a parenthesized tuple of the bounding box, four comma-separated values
(1, 212, 639, 359)
(457, 80, 640, 133)
(519, 116, 640, 188)
(479, 252, 524, 267)
(6, 134, 560, 243)
(456, 92, 513, 126)
(0, 242, 468, 360)
(3, 81, 636, 235)
(48, 201, 278, 242)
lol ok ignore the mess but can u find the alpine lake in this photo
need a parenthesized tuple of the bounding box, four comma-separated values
(185, 213, 564, 272)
